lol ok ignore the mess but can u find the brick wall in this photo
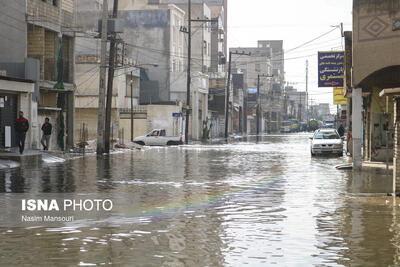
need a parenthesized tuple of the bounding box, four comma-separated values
(27, 24, 45, 80)
(27, 0, 74, 27)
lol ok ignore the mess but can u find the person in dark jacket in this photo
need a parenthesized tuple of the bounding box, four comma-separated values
(338, 124, 345, 137)
(15, 111, 29, 154)
(41, 118, 52, 151)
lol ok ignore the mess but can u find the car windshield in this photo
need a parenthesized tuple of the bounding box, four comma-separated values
(314, 132, 340, 139)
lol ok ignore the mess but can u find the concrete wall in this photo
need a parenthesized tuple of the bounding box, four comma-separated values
(75, 109, 119, 142)
(0, 0, 27, 78)
(123, 9, 172, 101)
(146, 104, 182, 136)
(119, 117, 147, 142)
(75, 64, 130, 108)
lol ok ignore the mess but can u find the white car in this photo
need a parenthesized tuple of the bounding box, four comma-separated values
(134, 129, 184, 146)
(310, 129, 343, 157)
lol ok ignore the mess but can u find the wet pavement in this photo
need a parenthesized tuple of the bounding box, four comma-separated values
(0, 133, 399, 266)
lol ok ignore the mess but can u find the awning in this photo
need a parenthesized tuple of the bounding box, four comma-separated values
(379, 88, 400, 97)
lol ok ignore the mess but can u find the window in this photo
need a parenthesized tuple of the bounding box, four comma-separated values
(52, 0, 57, 6)
(314, 131, 340, 140)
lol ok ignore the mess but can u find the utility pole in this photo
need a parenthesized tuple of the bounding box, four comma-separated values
(104, 0, 119, 153)
(256, 74, 260, 136)
(130, 71, 134, 142)
(225, 51, 232, 139)
(298, 91, 302, 122)
(256, 74, 273, 135)
(184, 0, 191, 144)
(97, 0, 108, 155)
(225, 51, 251, 139)
(306, 60, 309, 123)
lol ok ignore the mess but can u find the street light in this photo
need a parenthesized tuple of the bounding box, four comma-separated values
(130, 63, 158, 142)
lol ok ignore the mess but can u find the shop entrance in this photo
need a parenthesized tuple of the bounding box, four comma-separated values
(0, 94, 18, 148)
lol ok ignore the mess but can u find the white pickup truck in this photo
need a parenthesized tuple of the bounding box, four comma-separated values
(133, 129, 184, 146)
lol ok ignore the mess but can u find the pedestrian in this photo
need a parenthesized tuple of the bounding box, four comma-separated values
(41, 117, 52, 151)
(14, 111, 29, 154)
(338, 124, 345, 137)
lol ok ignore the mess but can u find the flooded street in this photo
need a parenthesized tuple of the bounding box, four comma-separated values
(0, 133, 398, 266)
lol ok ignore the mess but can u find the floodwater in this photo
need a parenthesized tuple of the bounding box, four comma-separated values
(0, 133, 399, 266)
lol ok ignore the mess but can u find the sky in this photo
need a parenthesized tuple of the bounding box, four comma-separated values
(228, 0, 353, 113)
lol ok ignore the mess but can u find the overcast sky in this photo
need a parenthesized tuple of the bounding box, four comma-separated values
(228, 0, 353, 112)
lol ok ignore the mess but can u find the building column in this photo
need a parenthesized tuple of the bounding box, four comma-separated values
(192, 90, 199, 140)
(66, 91, 74, 150)
(202, 93, 208, 122)
(393, 98, 400, 194)
(353, 88, 363, 169)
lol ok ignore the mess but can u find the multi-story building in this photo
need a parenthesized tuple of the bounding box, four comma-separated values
(258, 40, 285, 132)
(230, 43, 274, 134)
(349, 0, 400, 170)
(161, 0, 227, 138)
(283, 86, 306, 122)
(117, 1, 213, 140)
(0, 0, 75, 151)
(74, 0, 145, 142)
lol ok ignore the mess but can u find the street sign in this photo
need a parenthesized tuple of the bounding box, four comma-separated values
(318, 51, 344, 87)
(173, 112, 182, 118)
(333, 87, 347, 105)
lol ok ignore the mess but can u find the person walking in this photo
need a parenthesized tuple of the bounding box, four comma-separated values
(15, 111, 29, 154)
(338, 124, 345, 137)
(41, 118, 52, 151)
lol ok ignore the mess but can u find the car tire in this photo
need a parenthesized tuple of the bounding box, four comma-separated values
(167, 141, 175, 146)
(135, 141, 145, 146)
(311, 151, 315, 157)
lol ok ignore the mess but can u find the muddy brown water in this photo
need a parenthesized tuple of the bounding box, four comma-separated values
(0, 134, 398, 266)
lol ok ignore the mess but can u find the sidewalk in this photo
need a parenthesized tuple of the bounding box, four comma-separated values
(362, 160, 393, 175)
(0, 148, 42, 168)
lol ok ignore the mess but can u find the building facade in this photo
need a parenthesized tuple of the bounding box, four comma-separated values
(349, 0, 400, 184)
(0, 0, 75, 151)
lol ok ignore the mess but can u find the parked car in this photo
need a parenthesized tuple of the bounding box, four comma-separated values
(280, 121, 291, 133)
(134, 129, 183, 146)
(310, 129, 343, 156)
(289, 120, 299, 132)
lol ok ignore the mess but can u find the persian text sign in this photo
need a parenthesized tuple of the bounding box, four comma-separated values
(318, 51, 344, 87)
(334, 87, 347, 105)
